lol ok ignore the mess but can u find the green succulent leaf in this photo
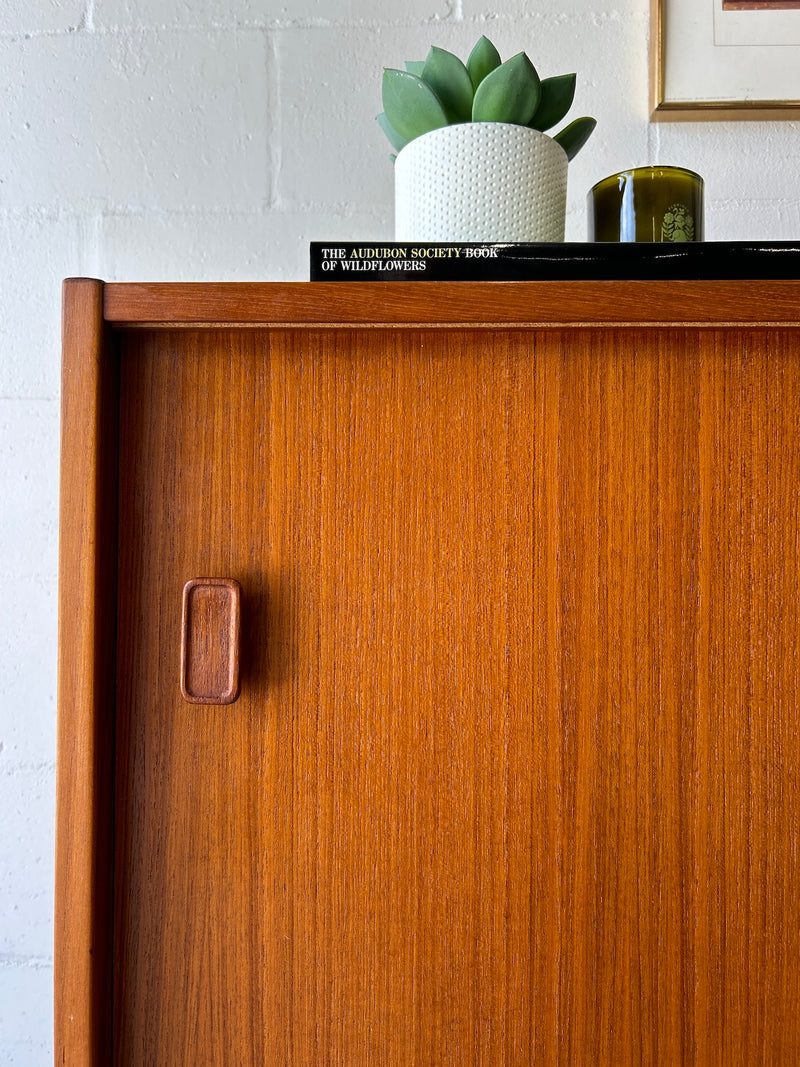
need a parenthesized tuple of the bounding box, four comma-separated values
(377, 111, 409, 153)
(422, 46, 474, 122)
(552, 115, 597, 160)
(466, 35, 502, 92)
(404, 60, 426, 76)
(382, 68, 450, 142)
(528, 73, 576, 132)
(471, 51, 541, 125)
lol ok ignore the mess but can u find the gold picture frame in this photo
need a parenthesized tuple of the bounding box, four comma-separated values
(650, 0, 800, 119)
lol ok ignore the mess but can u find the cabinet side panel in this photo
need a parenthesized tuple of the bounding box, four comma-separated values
(56, 279, 118, 1066)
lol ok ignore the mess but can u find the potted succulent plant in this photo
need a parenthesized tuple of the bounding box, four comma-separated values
(378, 35, 596, 242)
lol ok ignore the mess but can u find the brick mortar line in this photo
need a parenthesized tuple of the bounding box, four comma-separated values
(0, 18, 454, 41)
(0, 760, 57, 775)
(266, 28, 279, 210)
(7, 198, 797, 225)
(0, 205, 392, 221)
(0, 954, 54, 971)
(0, 10, 643, 41)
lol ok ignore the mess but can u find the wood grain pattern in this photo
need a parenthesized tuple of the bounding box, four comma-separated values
(110, 322, 800, 1064)
(180, 578, 241, 704)
(55, 279, 117, 1065)
(102, 280, 800, 329)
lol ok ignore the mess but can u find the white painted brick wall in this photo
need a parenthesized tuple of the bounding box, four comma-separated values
(1, 0, 85, 36)
(1, 0, 798, 1061)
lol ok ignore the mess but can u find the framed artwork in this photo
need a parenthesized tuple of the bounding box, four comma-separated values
(650, 0, 800, 118)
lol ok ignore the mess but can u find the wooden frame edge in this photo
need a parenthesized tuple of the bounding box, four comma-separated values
(651, 100, 800, 122)
(649, 0, 664, 120)
(56, 279, 118, 1065)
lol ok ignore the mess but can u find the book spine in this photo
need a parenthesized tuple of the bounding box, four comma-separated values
(310, 243, 527, 281)
(309, 242, 800, 282)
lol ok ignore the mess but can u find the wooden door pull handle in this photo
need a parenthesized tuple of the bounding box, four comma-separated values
(180, 578, 241, 704)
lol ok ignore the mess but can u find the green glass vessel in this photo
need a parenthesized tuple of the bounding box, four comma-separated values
(588, 165, 704, 242)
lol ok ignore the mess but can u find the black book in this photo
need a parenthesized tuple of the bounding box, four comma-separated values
(310, 241, 800, 281)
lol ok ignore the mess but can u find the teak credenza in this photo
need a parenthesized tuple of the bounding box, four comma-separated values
(58, 278, 800, 1064)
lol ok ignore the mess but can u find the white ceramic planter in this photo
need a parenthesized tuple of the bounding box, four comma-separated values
(394, 122, 568, 243)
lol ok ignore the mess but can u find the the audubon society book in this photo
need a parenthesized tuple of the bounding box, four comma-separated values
(310, 241, 800, 281)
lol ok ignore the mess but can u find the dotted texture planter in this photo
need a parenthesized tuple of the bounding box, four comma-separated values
(394, 123, 568, 242)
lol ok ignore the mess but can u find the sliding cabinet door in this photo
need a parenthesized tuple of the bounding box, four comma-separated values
(113, 325, 800, 1064)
